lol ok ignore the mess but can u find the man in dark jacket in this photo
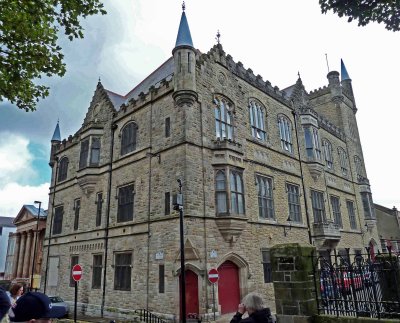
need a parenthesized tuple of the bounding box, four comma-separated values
(230, 292, 273, 323)
(0, 286, 11, 321)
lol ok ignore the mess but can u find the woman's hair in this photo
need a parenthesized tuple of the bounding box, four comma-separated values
(9, 284, 22, 297)
(242, 292, 264, 311)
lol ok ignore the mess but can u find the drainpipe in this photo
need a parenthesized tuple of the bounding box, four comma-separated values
(292, 110, 312, 244)
(43, 156, 59, 294)
(146, 97, 154, 311)
(101, 123, 117, 317)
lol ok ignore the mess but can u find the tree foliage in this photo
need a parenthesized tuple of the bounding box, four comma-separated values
(319, 0, 400, 32)
(0, 0, 106, 111)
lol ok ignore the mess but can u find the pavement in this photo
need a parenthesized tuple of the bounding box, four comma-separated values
(56, 312, 268, 323)
(56, 313, 234, 323)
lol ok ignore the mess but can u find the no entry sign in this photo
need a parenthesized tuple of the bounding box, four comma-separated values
(72, 264, 83, 282)
(208, 268, 219, 284)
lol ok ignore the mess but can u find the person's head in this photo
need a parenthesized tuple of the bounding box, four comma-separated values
(9, 292, 66, 322)
(242, 292, 264, 314)
(9, 284, 23, 298)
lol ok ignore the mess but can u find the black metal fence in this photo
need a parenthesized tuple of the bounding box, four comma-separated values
(133, 309, 171, 323)
(312, 247, 400, 319)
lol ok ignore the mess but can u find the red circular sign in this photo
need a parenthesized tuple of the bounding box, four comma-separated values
(208, 268, 219, 284)
(72, 264, 83, 282)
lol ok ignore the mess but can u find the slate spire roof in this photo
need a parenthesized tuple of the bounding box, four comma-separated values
(341, 59, 351, 81)
(51, 121, 61, 142)
(175, 2, 193, 48)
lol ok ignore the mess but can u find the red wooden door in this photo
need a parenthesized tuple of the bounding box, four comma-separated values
(180, 270, 199, 319)
(218, 261, 240, 314)
(369, 241, 376, 260)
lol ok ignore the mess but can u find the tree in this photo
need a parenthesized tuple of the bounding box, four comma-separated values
(0, 0, 106, 111)
(319, 0, 400, 32)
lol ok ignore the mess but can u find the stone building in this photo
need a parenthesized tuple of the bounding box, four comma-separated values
(0, 217, 15, 279)
(374, 204, 400, 254)
(5, 205, 47, 288)
(42, 6, 380, 320)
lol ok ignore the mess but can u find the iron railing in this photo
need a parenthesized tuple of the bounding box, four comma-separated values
(312, 247, 400, 319)
(133, 309, 171, 323)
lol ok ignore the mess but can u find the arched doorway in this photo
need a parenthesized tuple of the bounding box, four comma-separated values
(218, 260, 240, 314)
(179, 270, 199, 319)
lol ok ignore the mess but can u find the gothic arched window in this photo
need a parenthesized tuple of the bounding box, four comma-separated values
(249, 100, 266, 141)
(323, 139, 333, 169)
(214, 97, 233, 140)
(277, 114, 293, 153)
(121, 122, 138, 156)
(58, 157, 69, 182)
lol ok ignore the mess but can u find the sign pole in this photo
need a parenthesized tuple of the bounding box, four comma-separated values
(71, 263, 82, 323)
(207, 268, 219, 321)
(74, 280, 77, 323)
(212, 283, 215, 321)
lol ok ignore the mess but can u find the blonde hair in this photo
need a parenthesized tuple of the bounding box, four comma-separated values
(242, 292, 264, 311)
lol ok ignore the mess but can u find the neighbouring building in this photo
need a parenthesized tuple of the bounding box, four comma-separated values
(375, 204, 400, 254)
(41, 6, 380, 320)
(0, 217, 16, 279)
(5, 205, 47, 288)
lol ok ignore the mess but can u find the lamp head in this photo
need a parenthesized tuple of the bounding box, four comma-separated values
(34, 201, 42, 205)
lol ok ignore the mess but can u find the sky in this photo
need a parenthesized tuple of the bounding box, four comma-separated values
(0, 0, 399, 216)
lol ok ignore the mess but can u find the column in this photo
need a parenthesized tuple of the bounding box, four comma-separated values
(12, 233, 21, 278)
(17, 232, 27, 278)
(23, 230, 33, 278)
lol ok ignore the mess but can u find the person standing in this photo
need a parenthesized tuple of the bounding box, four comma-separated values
(0, 286, 11, 323)
(8, 285, 23, 305)
(230, 292, 273, 323)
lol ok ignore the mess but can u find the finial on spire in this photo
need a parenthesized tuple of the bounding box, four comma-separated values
(297, 71, 301, 79)
(182, 1, 185, 11)
(98, 76, 101, 82)
(216, 30, 221, 44)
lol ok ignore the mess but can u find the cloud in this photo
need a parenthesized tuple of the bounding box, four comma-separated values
(0, 132, 36, 184)
(0, 182, 49, 216)
(0, 132, 50, 216)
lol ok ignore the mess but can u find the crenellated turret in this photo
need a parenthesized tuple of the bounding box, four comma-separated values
(49, 121, 61, 167)
(172, 3, 197, 106)
(341, 59, 356, 111)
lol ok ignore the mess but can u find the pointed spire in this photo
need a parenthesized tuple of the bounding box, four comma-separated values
(51, 121, 61, 142)
(341, 59, 351, 81)
(175, 2, 193, 48)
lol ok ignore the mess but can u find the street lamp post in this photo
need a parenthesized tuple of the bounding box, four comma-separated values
(31, 200, 41, 290)
(173, 180, 186, 323)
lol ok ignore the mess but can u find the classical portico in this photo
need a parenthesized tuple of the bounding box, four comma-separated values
(6, 205, 47, 287)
